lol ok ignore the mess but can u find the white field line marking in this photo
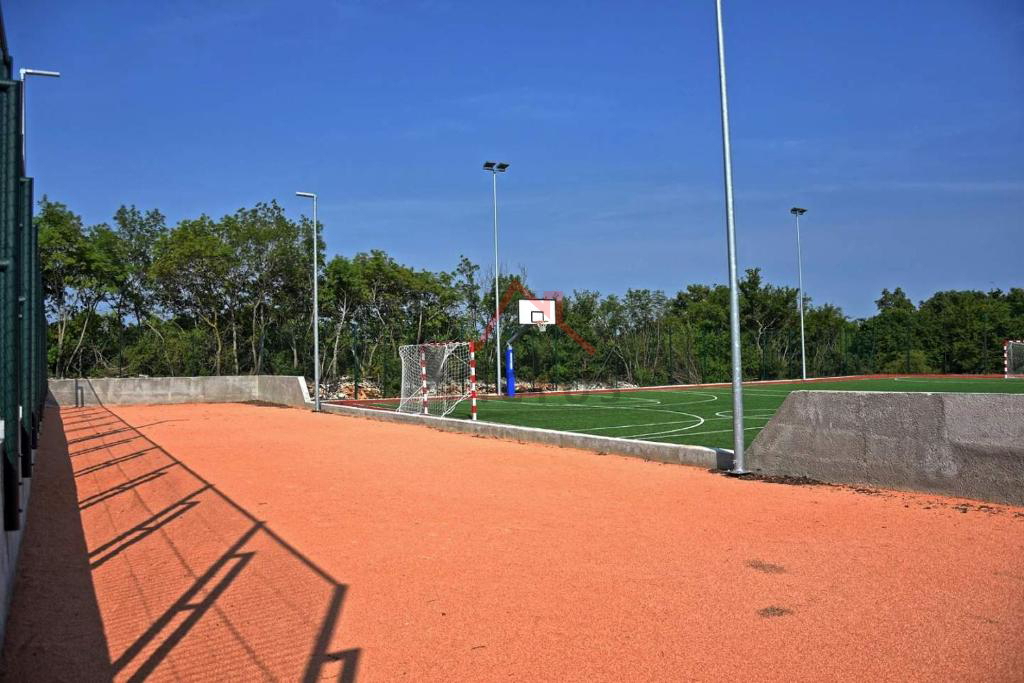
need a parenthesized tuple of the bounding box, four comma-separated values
(479, 392, 721, 417)
(572, 393, 750, 433)
(482, 402, 692, 417)
(641, 424, 768, 441)
(575, 418, 703, 432)
(478, 391, 722, 405)
(643, 394, 722, 407)
(477, 395, 661, 404)
(576, 405, 777, 437)
(713, 410, 775, 419)
(623, 413, 707, 439)
(625, 413, 774, 440)
(892, 377, 1003, 384)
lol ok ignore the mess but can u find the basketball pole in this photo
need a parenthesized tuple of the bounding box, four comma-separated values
(714, 0, 747, 473)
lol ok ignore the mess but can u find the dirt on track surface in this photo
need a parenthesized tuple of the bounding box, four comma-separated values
(3, 403, 1023, 682)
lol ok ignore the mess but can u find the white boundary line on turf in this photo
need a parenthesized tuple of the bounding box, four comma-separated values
(479, 392, 722, 416)
(611, 413, 706, 438)
(574, 407, 776, 440)
(628, 412, 776, 440)
(641, 424, 767, 441)
(491, 373, 882, 397)
(891, 377, 1010, 384)
(576, 417, 703, 432)
(471, 388, 783, 442)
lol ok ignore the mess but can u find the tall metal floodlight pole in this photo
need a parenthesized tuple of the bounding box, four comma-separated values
(19, 69, 61, 162)
(296, 192, 321, 412)
(714, 0, 747, 473)
(791, 207, 808, 380)
(483, 161, 509, 396)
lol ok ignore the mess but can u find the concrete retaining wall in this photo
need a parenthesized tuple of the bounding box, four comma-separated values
(255, 376, 311, 408)
(746, 391, 1024, 506)
(48, 376, 310, 408)
(320, 403, 730, 470)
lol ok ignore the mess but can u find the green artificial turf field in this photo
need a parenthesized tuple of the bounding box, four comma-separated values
(432, 377, 1024, 450)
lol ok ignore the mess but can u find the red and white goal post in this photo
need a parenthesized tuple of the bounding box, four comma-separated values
(397, 341, 478, 419)
(1005, 340, 1024, 379)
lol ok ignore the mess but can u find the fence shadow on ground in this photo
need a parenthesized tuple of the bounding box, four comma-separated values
(0, 408, 112, 679)
(1, 403, 360, 682)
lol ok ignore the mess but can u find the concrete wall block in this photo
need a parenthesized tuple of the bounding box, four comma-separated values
(747, 391, 1024, 506)
(256, 376, 310, 408)
(47, 375, 310, 407)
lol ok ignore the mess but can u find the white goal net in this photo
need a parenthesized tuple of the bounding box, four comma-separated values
(398, 342, 477, 417)
(1006, 340, 1024, 379)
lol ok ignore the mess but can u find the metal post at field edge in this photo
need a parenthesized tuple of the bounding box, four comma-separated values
(791, 207, 808, 380)
(714, 0, 747, 473)
(483, 161, 509, 396)
(296, 191, 320, 412)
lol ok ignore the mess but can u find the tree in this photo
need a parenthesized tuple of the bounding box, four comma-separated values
(150, 216, 233, 374)
(36, 195, 1023, 389)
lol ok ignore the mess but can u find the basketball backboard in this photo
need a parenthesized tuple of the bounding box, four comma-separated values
(518, 299, 556, 330)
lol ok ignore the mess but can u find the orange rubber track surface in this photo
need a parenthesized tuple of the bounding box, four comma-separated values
(2, 402, 1023, 681)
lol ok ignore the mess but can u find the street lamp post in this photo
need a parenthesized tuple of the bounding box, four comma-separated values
(19, 69, 61, 163)
(19, 68, 60, 460)
(790, 207, 808, 380)
(714, 0, 747, 473)
(296, 192, 320, 412)
(482, 161, 509, 396)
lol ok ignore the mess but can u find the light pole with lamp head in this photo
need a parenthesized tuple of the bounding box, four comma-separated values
(19, 69, 61, 163)
(296, 192, 321, 411)
(482, 161, 509, 396)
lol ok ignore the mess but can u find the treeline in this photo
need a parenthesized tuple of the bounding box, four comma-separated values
(38, 198, 1024, 395)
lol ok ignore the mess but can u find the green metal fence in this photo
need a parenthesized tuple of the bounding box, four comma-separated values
(0, 13, 46, 531)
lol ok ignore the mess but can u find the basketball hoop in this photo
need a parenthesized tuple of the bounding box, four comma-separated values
(520, 299, 555, 333)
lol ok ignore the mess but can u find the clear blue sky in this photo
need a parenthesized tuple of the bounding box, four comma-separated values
(7, 0, 1023, 318)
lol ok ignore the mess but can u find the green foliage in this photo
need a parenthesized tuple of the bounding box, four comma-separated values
(37, 197, 1024, 390)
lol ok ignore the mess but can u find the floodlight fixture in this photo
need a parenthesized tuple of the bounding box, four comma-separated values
(296, 191, 316, 199)
(790, 207, 807, 216)
(495, 162, 510, 172)
(482, 161, 496, 171)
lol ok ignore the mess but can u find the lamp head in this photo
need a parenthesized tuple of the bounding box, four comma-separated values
(20, 68, 61, 80)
